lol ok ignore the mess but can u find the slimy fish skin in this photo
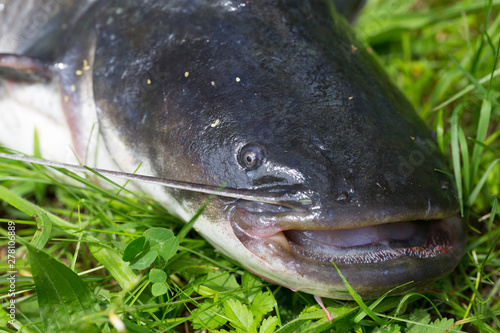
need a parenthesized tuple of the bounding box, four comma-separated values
(0, 0, 465, 299)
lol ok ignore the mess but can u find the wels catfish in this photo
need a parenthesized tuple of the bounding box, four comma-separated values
(0, 0, 466, 299)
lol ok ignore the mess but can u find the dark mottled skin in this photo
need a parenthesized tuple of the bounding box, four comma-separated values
(94, 0, 458, 224)
(1, 0, 465, 298)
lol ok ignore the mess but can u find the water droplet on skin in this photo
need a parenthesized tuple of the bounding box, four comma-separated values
(440, 180, 449, 191)
(336, 192, 348, 201)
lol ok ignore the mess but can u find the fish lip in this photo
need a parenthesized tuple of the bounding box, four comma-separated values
(282, 218, 457, 264)
(229, 201, 463, 265)
(230, 202, 466, 298)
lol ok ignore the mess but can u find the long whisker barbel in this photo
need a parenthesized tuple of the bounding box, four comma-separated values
(0, 152, 292, 205)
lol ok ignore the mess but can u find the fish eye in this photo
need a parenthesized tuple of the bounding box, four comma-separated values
(239, 144, 265, 170)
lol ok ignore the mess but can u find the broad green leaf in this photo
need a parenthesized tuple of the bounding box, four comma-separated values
(30, 212, 52, 250)
(149, 268, 167, 283)
(242, 271, 262, 303)
(122, 236, 146, 261)
(144, 227, 179, 262)
(157, 235, 179, 262)
(203, 270, 242, 296)
(251, 292, 275, 318)
(407, 312, 454, 333)
(144, 227, 175, 246)
(427, 318, 454, 333)
(197, 270, 246, 304)
(88, 237, 138, 289)
(250, 292, 276, 332)
(191, 300, 227, 330)
(259, 316, 279, 333)
(129, 250, 158, 270)
(26, 243, 99, 332)
(407, 309, 430, 333)
(274, 301, 357, 333)
(151, 283, 168, 296)
(123, 228, 179, 270)
(374, 324, 402, 333)
(224, 299, 254, 332)
(274, 305, 332, 333)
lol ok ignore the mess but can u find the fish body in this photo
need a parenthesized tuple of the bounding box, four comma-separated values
(0, 0, 466, 299)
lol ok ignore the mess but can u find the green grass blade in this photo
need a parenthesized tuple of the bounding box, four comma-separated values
(445, 52, 499, 108)
(470, 0, 494, 75)
(0, 184, 75, 230)
(332, 261, 387, 325)
(274, 304, 357, 333)
(357, 0, 500, 45)
(450, 105, 465, 216)
(87, 236, 139, 289)
(32, 130, 48, 205)
(487, 196, 498, 233)
(431, 69, 500, 111)
(30, 212, 53, 250)
(468, 137, 498, 156)
(466, 158, 500, 207)
(469, 99, 492, 192)
(458, 126, 470, 199)
(436, 109, 445, 154)
(353, 281, 414, 324)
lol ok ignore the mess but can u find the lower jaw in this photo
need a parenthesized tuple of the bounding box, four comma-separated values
(231, 216, 466, 299)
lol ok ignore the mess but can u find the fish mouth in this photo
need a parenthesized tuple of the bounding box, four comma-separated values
(230, 201, 458, 264)
(283, 219, 454, 264)
(229, 200, 466, 298)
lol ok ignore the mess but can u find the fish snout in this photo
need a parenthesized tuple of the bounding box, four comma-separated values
(228, 188, 466, 298)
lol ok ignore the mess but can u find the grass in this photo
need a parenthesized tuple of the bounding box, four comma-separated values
(0, 0, 499, 332)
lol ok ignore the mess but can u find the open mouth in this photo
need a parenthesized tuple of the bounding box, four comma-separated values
(230, 201, 458, 265)
(228, 199, 465, 298)
(283, 219, 453, 264)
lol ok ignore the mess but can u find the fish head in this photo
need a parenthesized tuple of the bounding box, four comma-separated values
(92, 0, 465, 298)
